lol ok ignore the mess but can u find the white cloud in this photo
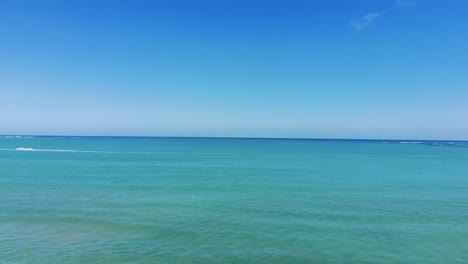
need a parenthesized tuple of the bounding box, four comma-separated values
(351, 12, 382, 31)
(396, 0, 416, 7)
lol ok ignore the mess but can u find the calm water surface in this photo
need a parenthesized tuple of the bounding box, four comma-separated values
(1, 137, 467, 263)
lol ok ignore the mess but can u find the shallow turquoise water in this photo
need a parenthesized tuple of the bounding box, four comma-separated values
(1, 137, 467, 263)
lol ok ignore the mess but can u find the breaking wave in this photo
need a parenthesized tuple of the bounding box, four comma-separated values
(0, 136, 35, 139)
(0, 148, 112, 153)
(394, 141, 468, 147)
(13, 147, 103, 153)
(0, 148, 181, 154)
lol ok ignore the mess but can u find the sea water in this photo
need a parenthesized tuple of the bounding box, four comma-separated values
(1, 136, 467, 263)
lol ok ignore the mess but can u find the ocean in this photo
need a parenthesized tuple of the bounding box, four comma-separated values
(1, 136, 467, 263)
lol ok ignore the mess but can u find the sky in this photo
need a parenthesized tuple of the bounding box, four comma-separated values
(0, 0, 467, 139)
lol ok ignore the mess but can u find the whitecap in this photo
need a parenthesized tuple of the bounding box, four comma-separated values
(14, 148, 102, 153)
(0, 135, 34, 139)
(15, 147, 34, 151)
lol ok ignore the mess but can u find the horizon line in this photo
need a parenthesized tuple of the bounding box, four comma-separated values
(1, 134, 467, 142)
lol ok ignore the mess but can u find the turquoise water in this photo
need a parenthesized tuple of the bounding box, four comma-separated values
(1, 136, 467, 263)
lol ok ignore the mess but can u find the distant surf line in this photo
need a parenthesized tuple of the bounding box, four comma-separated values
(0, 148, 146, 154)
(0, 148, 467, 157)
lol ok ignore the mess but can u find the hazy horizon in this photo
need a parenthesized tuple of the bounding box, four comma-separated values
(1, 134, 468, 142)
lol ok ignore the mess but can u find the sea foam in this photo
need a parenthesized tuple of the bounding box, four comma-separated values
(7, 148, 158, 154)
(15, 147, 34, 151)
(15, 148, 103, 153)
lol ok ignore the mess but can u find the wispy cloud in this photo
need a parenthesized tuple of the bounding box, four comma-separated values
(351, 12, 382, 31)
(396, 0, 416, 7)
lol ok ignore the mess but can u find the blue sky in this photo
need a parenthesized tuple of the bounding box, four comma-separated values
(1, 0, 467, 139)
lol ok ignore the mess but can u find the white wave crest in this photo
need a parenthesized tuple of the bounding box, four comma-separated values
(0, 136, 34, 138)
(15, 147, 34, 151)
(13, 147, 101, 153)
